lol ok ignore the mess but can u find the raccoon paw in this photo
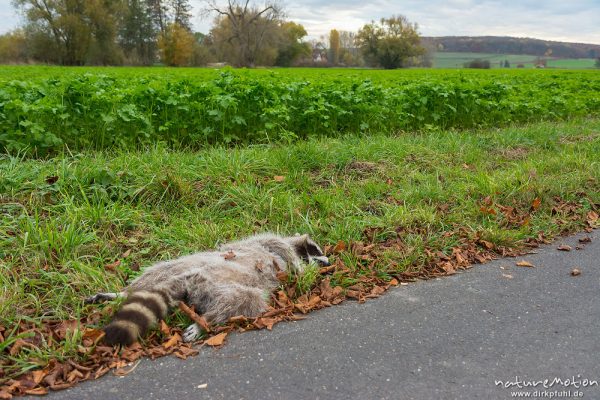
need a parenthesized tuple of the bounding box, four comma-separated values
(85, 292, 119, 304)
(183, 323, 201, 343)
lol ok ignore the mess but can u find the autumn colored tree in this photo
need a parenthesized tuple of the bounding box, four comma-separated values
(157, 21, 194, 66)
(204, 0, 284, 67)
(13, 0, 123, 65)
(356, 15, 424, 69)
(328, 29, 340, 66)
(0, 30, 29, 63)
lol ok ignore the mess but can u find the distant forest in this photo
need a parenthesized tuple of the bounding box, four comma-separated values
(422, 36, 600, 58)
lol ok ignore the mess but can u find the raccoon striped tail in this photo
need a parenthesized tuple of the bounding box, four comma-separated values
(103, 290, 171, 346)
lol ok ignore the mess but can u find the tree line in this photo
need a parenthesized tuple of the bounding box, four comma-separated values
(0, 0, 427, 68)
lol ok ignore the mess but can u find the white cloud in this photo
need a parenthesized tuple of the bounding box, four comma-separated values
(0, 0, 598, 44)
(0, 0, 21, 33)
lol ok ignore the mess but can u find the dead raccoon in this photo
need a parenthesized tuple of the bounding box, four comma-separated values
(86, 233, 329, 345)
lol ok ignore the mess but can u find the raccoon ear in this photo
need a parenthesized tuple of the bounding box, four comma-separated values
(287, 234, 308, 244)
(287, 234, 310, 260)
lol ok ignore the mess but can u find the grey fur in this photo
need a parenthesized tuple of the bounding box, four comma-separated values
(91, 233, 328, 345)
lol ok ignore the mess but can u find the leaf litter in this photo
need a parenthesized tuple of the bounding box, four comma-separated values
(0, 197, 597, 397)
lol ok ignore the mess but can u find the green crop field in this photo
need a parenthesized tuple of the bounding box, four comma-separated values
(0, 67, 599, 155)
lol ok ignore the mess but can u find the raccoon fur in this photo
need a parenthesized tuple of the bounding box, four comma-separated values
(86, 233, 329, 346)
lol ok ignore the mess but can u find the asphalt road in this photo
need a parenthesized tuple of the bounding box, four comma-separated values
(48, 230, 599, 400)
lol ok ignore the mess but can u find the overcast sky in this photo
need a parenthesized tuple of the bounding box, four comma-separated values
(2, 0, 599, 44)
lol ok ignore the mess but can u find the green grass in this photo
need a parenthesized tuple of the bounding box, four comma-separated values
(1, 118, 599, 381)
(432, 52, 598, 69)
(546, 58, 598, 69)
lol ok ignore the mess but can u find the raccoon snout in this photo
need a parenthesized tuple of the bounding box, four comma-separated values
(313, 256, 330, 266)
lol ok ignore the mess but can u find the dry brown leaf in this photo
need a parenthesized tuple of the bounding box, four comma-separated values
(178, 302, 211, 333)
(370, 286, 385, 296)
(276, 271, 288, 282)
(8, 339, 36, 356)
(479, 240, 494, 250)
(557, 245, 572, 251)
(261, 307, 288, 318)
(159, 320, 170, 336)
(228, 315, 248, 324)
(516, 260, 535, 268)
(571, 268, 582, 276)
(174, 346, 199, 360)
(389, 278, 399, 286)
(587, 210, 599, 224)
(67, 369, 84, 383)
(24, 387, 48, 396)
(331, 286, 344, 297)
(440, 262, 455, 274)
(480, 206, 496, 215)
(273, 175, 285, 182)
(45, 175, 59, 185)
(120, 346, 143, 363)
(104, 259, 121, 271)
(254, 261, 265, 272)
(205, 332, 227, 347)
(277, 290, 289, 304)
(0, 390, 12, 399)
(146, 346, 168, 359)
(222, 251, 236, 260)
(255, 317, 278, 330)
(48, 382, 73, 391)
(308, 295, 321, 308)
(81, 328, 105, 346)
(121, 249, 132, 258)
(31, 369, 49, 385)
(288, 314, 306, 321)
(54, 320, 80, 341)
(162, 333, 181, 349)
(332, 240, 346, 253)
(318, 265, 336, 274)
(531, 197, 541, 211)
(502, 273, 514, 279)
(579, 237, 592, 243)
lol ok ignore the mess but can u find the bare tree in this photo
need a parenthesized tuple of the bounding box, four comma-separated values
(203, 0, 283, 67)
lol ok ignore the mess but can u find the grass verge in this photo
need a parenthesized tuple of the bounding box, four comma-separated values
(1, 118, 599, 395)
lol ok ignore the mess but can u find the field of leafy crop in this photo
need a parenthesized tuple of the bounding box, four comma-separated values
(0, 67, 599, 155)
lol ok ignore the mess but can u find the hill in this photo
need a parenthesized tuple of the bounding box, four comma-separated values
(422, 36, 600, 59)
